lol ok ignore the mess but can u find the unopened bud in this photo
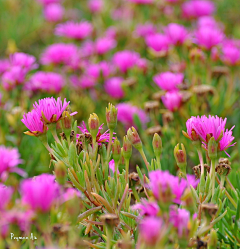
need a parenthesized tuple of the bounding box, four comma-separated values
(127, 127, 142, 150)
(208, 137, 218, 160)
(100, 214, 120, 228)
(88, 113, 99, 139)
(208, 229, 218, 249)
(62, 110, 72, 130)
(106, 103, 118, 131)
(112, 138, 121, 163)
(174, 143, 187, 176)
(122, 136, 132, 160)
(152, 133, 162, 158)
(54, 161, 67, 185)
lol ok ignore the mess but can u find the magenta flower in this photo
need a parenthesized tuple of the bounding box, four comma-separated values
(70, 75, 96, 89)
(145, 33, 170, 53)
(162, 91, 182, 112)
(169, 206, 190, 237)
(116, 103, 149, 128)
(36, 0, 61, 6)
(88, 0, 103, 13)
(55, 21, 93, 40)
(0, 184, 13, 210)
(21, 174, 60, 213)
(113, 50, 140, 73)
(77, 121, 114, 144)
(127, 0, 153, 4)
(197, 16, 218, 29)
(33, 97, 76, 124)
(25, 72, 65, 93)
(0, 59, 10, 75)
(182, 0, 215, 19)
(0, 146, 25, 181)
(195, 26, 224, 50)
(40, 43, 78, 66)
(165, 23, 188, 46)
(134, 23, 156, 38)
(132, 199, 159, 217)
(139, 217, 163, 245)
(10, 52, 38, 73)
(22, 109, 48, 137)
(95, 37, 116, 55)
(109, 159, 119, 175)
(221, 44, 240, 66)
(43, 3, 64, 22)
(79, 40, 95, 58)
(85, 62, 112, 79)
(153, 72, 184, 91)
(105, 77, 125, 99)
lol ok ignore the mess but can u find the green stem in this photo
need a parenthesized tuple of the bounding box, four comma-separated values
(107, 130, 113, 159)
(220, 175, 225, 189)
(106, 227, 113, 249)
(38, 135, 52, 154)
(125, 159, 129, 184)
(49, 123, 61, 143)
(197, 148, 204, 176)
(211, 159, 216, 200)
(156, 155, 161, 170)
(132, 186, 141, 202)
(139, 149, 149, 172)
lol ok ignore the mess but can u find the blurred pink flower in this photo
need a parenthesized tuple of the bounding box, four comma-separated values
(134, 23, 156, 38)
(88, 0, 103, 13)
(33, 97, 76, 124)
(165, 23, 188, 45)
(132, 199, 159, 217)
(0, 146, 25, 181)
(26, 72, 65, 93)
(182, 0, 215, 19)
(113, 50, 140, 73)
(139, 217, 163, 245)
(0, 184, 13, 210)
(127, 0, 153, 4)
(145, 33, 170, 53)
(79, 40, 95, 58)
(105, 77, 124, 99)
(169, 206, 190, 237)
(222, 44, 240, 66)
(70, 75, 96, 89)
(43, 3, 64, 22)
(40, 43, 78, 65)
(197, 16, 218, 28)
(109, 159, 119, 175)
(95, 37, 116, 55)
(21, 174, 60, 213)
(116, 103, 149, 128)
(153, 72, 184, 91)
(195, 26, 224, 50)
(55, 21, 93, 40)
(85, 62, 112, 79)
(0, 59, 10, 75)
(10, 52, 38, 72)
(162, 91, 182, 112)
(105, 27, 117, 39)
(36, 0, 61, 6)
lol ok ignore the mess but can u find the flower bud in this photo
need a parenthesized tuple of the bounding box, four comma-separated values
(88, 113, 99, 139)
(174, 143, 187, 175)
(106, 103, 118, 131)
(112, 138, 121, 164)
(54, 161, 67, 185)
(127, 127, 142, 150)
(208, 137, 218, 160)
(122, 136, 132, 160)
(152, 133, 162, 158)
(62, 109, 72, 130)
(193, 164, 210, 179)
(208, 229, 218, 249)
(100, 214, 120, 228)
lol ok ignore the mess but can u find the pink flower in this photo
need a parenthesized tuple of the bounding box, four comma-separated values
(70, 75, 96, 89)
(25, 72, 65, 93)
(169, 206, 190, 237)
(105, 77, 124, 99)
(145, 33, 170, 53)
(165, 23, 188, 45)
(153, 72, 184, 91)
(22, 109, 48, 136)
(109, 159, 119, 175)
(43, 3, 64, 22)
(105, 27, 117, 39)
(77, 121, 114, 144)
(79, 40, 95, 58)
(221, 45, 240, 66)
(0, 146, 25, 181)
(85, 62, 112, 79)
(132, 199, 159, 217)
(0, 59, 10, 75)
(88, 0, 103, 13)
(95, 37, 116, 55)
(55, 21, 93, 40)
(139, 217, 163, 245)
(2, 66, 26, 90)
(10, 52, 38, 72)
(33, 97, 76, 124)
(113, 50, 140, 73)
(182, 0, 215, 19)
(127, 0, 153, 4)
(40, 43, 79, 65)
(21, 174, 60, 212)
(134, 23, 156, 38)
(0, 184, 13, 210)
(162, 91, 182, 112)
(36, 0, 61, 6)
(61, 188, 82, 203)
(197, 16, 218, 29)
(195, 26, 224, 50)
(116, 103, 149, 128)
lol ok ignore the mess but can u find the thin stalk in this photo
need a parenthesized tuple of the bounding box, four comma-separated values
(106, 227, 113, 249)
(38, 135, 53, 154)
(226, 177, 237, 193)
(156, 155, 161, 170)
(125, 159, 129, 184)
(197, 148, 204, 176)
(139, 149, 149, 171)
(49, 124, 61, 143)
(210, 159, 216, 199)
(132, 186, 141, 202)
(107, 130, 113, 159)
(220, 175, 225, 189)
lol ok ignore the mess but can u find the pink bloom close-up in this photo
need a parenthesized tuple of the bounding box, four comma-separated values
(109, 159, 119, 175)
(95, 37, 116, 55)
(162, 91, 182, 112)
(88, 0, 103, 13)
(134, 23, 156, 38)
(0, 184, 13, 210)
(146, 33, 170, 53)
(43, 3, 64, 22)
(165, 23, 188, 46)
(132, 199, 159, 217)
(10, 52, 38, 72)
(104, 77, 125, 99)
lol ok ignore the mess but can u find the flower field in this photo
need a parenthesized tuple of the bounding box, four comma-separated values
(0, 0, 240, 248)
